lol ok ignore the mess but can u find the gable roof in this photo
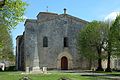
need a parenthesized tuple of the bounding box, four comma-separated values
(36, 12, 89, 24)
(25, 12, 89, 26)
(60, 14, 89, 24)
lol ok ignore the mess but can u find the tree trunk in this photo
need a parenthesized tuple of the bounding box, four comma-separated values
(105, 40, 112, 72)
(105, 51, 112, 72)
(88, 59, 92, 70)
(96, 48, 104, 71)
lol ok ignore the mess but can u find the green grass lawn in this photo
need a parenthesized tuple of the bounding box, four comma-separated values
(0, 71, 117, 80)
(0, 71, 90, 80)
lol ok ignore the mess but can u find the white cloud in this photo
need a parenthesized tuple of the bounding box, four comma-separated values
(104, 12, 120, 21)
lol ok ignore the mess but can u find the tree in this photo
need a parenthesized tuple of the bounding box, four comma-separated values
(104, 15, 120, 72)
(78, 21, 108, 71)
(0, 25, 15, 62)
(0, 0, 27, 48)
(77, 24, 97, 69)
(110, 15, 120, 55)
(0, 0, 27, 29)
(105, 15, 120, 71)
(104, 21, 112, 72)
(0, 24, 8, 49)
(0, 0, 27, 65)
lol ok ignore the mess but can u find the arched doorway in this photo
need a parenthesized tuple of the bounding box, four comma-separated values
(57, 51, 73, 69)
(61, 56, 68, 70)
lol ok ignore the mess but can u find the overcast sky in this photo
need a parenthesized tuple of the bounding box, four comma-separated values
(11, 0, 120, 54)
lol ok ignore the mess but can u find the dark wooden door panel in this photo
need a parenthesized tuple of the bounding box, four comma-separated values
(61, 56, 68, 70)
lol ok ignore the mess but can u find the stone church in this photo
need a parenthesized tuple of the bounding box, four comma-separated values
(16, 9, 90, 71)
(16, 9, 120, 72)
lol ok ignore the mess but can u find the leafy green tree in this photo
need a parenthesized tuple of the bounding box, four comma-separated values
(0, 0, 27, 50)
(78, 21, 108, 71)
(0, 24, 8, 49)
(0, 0, 27, 29)
(0, 25, 15, 62)
(110, 15, 120, 55)
(105, 15, 120, 71)
(103, 21, 112, 72)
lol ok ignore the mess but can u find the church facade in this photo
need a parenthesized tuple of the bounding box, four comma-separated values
(16, 9, 91, 71)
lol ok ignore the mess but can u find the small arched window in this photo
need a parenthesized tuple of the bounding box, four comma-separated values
(64, 37, 68, 47)
(43, 37, 48, 47)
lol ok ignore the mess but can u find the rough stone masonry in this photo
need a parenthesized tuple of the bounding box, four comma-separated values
(16, 9, 90, 72)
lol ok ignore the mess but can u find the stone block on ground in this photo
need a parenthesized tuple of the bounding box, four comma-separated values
(43, 67, 47, 74)
(30, 67, 43, 74)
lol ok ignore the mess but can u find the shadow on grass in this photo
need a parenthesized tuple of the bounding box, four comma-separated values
(81, 75, 112, 80)
(0, 66, 17, 72)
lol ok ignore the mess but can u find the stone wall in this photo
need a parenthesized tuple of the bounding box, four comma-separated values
(38, 13, 87, 69)
(24, 19, 37, 70)
(23, 12, 89, 70)
(16, 34, 25, 71)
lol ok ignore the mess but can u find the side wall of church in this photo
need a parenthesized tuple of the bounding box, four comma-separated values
(24, 20, 38, 70)
(16, 35, 25, 71)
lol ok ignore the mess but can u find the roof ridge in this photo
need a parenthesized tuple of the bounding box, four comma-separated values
(37, 14, 89, 24)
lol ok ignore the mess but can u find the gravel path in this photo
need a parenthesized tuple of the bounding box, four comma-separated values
(53, 70, 120, 80)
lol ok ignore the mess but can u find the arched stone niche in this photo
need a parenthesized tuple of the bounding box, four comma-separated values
(57, 51, 73, 70)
